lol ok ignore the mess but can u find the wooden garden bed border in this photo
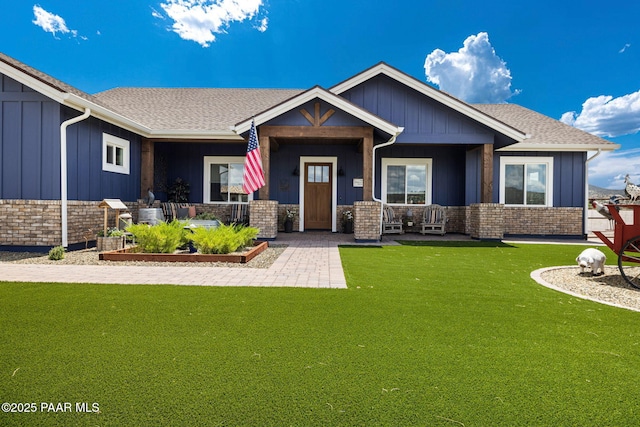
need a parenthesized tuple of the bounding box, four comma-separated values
(99, 241, 269, 264)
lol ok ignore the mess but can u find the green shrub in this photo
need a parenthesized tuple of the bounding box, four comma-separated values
(189, 224, 259, 254)
(48, 245, 65, 261)
(235, 224, 259, 247)
(126, 220, 189, 253)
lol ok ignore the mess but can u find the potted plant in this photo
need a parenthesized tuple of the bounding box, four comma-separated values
(167, 177, 190, 203)
(96, 227, 125, 252)
(342, 210, 354, 234)
(284, 209, 295, 233)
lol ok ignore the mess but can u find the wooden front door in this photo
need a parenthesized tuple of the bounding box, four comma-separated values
(304, 163, 332, 230)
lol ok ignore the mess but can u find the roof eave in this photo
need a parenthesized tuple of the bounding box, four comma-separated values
(66, 94, 242, 140)
(497, 142, 621, 152)
(147, 129, 243, 140)
(63, 94, 153, 136)
(0, 59, 68, 104)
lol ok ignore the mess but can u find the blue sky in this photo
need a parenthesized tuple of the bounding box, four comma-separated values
(2, 0, 639, 189)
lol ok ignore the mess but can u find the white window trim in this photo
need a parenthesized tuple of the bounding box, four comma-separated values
(102, 133, 130, 175)
(203, 156, 254, 204)
(381, 158, 433, 205)
(499, 156, 554, 207)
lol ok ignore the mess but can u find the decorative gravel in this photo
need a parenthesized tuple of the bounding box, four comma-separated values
(0, 245, 287, 269)
(539, 265, 640, 312)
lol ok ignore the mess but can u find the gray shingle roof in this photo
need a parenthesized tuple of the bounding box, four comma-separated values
(94, 88, 304, 132)
(473, 103, 616, 149)
(0, 51, 618, 149)
(0, 52, 115, 111)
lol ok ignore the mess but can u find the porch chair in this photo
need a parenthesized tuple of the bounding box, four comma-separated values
(420, 204, 446, 235)
(161, 202, 192, 221)
(382, 206, 404, 234)
(227, 203, 249, 225)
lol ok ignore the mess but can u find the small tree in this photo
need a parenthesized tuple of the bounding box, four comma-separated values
(168, 177, 190, 203)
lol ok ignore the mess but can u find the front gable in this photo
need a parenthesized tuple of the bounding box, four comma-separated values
(233, 86, 402, 139)
(339, 73, 497, 145)
(263, 98, 380, 130)
(332, 62, 529, 146)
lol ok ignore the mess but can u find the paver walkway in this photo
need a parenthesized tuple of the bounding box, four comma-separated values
(0, 232, 375, 289)
(0, 232, 600, 289)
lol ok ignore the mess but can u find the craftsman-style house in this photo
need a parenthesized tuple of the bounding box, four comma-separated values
(0, 52, 617, 250)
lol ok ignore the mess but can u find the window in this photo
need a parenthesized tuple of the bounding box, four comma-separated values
(203, 156, 252, 203)
(381, 158, 432, 205)
(102, 133, 130, 174)
(307, 165, 330, 183)
(500, 157, 553, 206)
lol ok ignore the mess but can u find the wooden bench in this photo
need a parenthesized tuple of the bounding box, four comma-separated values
(420, 204, 446, 235)
(161, 202, 194, 221)
(382, 206, 403, 234)
(227, 203, 249, 225)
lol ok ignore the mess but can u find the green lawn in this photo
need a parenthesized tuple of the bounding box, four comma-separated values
(1, 242, 639, 426)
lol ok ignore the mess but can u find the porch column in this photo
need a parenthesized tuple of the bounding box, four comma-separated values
(141, 138, 154, 198)
(258, 134, 270, 200)
(363, 128, 373, 201)
(481, 143, 493, 203)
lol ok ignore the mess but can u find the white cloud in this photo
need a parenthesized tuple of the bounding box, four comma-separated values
(151, 7, 165, 20)
(158, 0, 265, 47)
(424, 32, 519, 103)
(256, 17, 268, 32)
(619, 43, 631, 53)
(32, 5, 71, 37)
(560, 90, 640, 137)
(32, 5, 84, 40)
(589, 148, 640, 189)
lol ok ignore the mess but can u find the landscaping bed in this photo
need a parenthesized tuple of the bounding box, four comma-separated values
(99, 240, 268, 263)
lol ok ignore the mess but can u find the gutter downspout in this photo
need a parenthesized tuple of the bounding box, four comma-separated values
(372, 127, 404, 237)
(584, 149, 601, 239)
(60, 108, 91, 248)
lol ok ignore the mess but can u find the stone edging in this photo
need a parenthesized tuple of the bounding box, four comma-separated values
(530, 266, 640, 312)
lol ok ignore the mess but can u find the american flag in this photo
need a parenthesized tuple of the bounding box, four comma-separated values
(242, 120, 266, 195)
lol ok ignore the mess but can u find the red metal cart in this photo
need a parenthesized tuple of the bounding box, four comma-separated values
(593, 204, 640, 289)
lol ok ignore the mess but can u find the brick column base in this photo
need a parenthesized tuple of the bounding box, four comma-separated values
(250, 200, 278, 239)
(469, 203, 504, 240)
(354, 201, 381, 241)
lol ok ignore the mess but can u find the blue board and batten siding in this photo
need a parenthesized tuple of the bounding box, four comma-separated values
(63, 107, 141, 202)
(495, 151, 586, 208)
(340, 74, 495, 144)
(340, 74, 588, 208)
(157, 141, 364, 205)
(0, 73, 140, 202)
(1, 74, 60, 200)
